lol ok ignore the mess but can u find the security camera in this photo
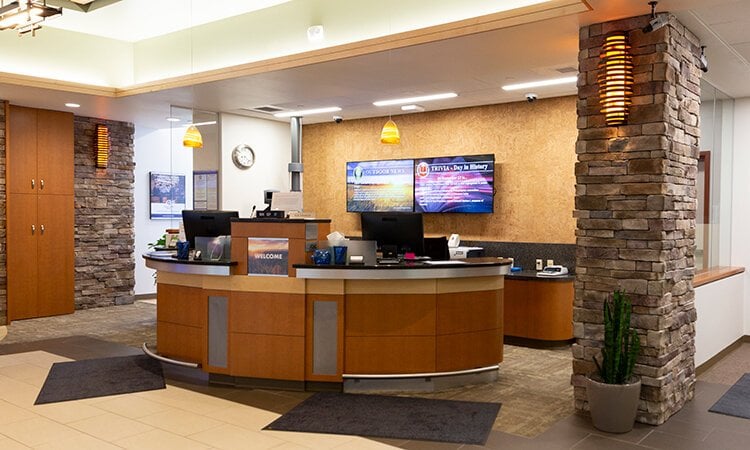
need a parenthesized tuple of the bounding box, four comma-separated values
(525, 93, 538, 103)
(643, 14, 668, 33)
(642, 2, 668, 33)
(333, 115, 343, 123)
(699, 46, 709, 73)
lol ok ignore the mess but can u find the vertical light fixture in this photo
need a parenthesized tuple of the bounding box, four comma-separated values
(183, 124, 203, 148)
(182, 1, 202, 149)
(598, 32, 634, 126)
(380, 119, 400, 144)
(380, 36, 400, 145)
(95, 124, 110, 168)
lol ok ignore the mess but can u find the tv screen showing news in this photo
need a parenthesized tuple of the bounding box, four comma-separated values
(414, 154, 495, 213)
(346, 159, 414, 212)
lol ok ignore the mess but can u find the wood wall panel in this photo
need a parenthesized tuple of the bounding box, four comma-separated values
(157, 322, 204, 365)
(36, 195, 74, 317)
(302, 97, 577, 244)
(345, 294, 435, 336)
(230, 334, 305, 380)
(156, 284, 205, 327)
(436, 329, 502, 372)
(344, 336, 435, 374)
(436, 290, 501, 335)
(230, 291, 305, 336)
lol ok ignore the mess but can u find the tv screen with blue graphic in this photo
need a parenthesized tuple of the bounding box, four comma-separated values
(414, 154, 495, 213)
(346, 159, 415, 212)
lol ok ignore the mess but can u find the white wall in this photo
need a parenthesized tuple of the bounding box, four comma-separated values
(695, 275, 745, 366)
(133, 126, 193, 295)
(220, 114, 291, 216)
(732, 98, 750, 334)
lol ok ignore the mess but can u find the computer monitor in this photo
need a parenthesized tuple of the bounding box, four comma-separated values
(181, 210, 239, 249)
(360, 212, 425, 257)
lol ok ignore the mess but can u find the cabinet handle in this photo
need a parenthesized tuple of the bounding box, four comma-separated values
(40, 179, 44, 190)
(31, 179, 35, 189)
(31, 224, 35, 234)
(41, 224, 45, 235)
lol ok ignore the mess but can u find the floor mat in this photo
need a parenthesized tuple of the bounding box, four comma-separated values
(264, 391, 501, 445)
(35, 354, 165, 404)
(709, 372, 750, 419)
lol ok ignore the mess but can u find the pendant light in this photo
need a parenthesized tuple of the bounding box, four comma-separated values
(183, 124, 203, 148)
(380, 118, 400, 144)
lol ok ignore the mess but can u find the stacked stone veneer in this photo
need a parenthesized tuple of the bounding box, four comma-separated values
(573, 14, 701, 425)
(74, 116, 135, 308)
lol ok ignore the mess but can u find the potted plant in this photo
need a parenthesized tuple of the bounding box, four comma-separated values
(586, 290, 641, 433)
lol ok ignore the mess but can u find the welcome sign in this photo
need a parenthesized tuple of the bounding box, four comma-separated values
(247, 238, 289, 276)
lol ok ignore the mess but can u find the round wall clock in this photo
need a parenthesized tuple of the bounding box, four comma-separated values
(231, 144, 256, 169)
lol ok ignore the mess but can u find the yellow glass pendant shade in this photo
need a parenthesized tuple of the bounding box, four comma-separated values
(380, 119, 400, 144)
(183, 125, 203, 148)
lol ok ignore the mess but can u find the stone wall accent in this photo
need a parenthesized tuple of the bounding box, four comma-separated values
(573, 14, 701, 425)
(0, 101, 6, 325)
(74, 116, 135, 308)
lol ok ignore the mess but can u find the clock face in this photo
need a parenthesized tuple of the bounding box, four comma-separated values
(232, 145, 255, 169)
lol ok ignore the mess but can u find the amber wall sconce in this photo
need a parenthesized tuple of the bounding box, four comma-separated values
(95, 124, 110, 168)
(598, 32, 634, 126)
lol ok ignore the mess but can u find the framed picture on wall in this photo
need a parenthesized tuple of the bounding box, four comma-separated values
(193, 170, 218, 210)
(149, 172, 186, 219)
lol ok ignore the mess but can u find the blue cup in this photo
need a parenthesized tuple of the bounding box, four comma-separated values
(312, 249, 331, 265)
(333, 246, 347, 265)
(176, 241, 190, 260)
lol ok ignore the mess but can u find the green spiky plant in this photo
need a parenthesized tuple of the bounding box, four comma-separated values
(593, 290, 641, 384)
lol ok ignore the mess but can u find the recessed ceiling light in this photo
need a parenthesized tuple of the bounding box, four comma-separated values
(401, 104, 425, 112)
(501, 76, 577, 91)
(166, 117, 181, 122)
(274, 106, 342, 118)
(373, 92, 457, 107)
(65, 103, 80, 108)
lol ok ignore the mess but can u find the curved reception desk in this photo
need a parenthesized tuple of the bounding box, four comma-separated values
(144, 219, 510, 391)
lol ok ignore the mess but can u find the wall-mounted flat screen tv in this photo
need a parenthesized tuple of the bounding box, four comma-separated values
(414, 154, 495, 213)
(346, 159, 415, 212)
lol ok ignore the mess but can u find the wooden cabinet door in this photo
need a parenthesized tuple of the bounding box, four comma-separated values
(7, 106, 38, 195)
(36, 195, 75, 317)
(503, 279, 528, 337)
(7, 193, 39, 320)
(37, 109, 74, 196)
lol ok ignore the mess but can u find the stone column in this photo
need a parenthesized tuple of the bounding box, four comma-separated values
(573, 14, 701, 425)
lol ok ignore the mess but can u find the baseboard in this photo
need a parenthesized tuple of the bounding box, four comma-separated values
(135, 293, 156, 300)
(696, 335, 750, 376)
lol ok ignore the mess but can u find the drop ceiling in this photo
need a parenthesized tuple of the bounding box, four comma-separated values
(0, 0, 748, 128)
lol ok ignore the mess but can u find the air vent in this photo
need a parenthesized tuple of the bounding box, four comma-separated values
(243, 105, 285, 114)
(555, 66, 578, 74)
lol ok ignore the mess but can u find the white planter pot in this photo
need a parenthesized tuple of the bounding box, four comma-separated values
(586, 376, 641, 433)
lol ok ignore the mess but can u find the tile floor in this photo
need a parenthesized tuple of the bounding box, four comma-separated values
(1, 305, 749, 449)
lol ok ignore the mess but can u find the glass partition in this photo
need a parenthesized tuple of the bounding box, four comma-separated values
(697, 80, 734, 271)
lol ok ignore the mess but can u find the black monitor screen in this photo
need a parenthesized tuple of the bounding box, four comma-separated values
(360, 212, 424, 257)
(182, 210, 239, 249)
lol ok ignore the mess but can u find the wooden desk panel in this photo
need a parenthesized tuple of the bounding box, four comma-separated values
(345, 336, 435, 374)
(345, 294, 436, 336)
(436, 329, 502, 372)
(436, 290, 501, 335)
(156, 284, 206, 328)
(230, 291, 305, 336)
(504, 278, 573, 340)
(230, 334, 305, 380)
(157, 322, 204, 365)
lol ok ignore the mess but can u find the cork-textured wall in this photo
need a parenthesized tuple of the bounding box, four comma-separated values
(302, 96, 577, 243)
(0, 101, 6, 325)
